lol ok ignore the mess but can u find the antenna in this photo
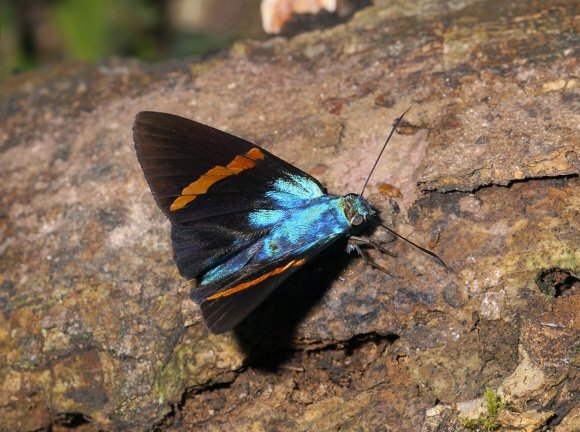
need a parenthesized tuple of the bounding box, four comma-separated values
(379, 223, 453, 272)
(360, 108, 410, 197)
(356, 108, 452, 272)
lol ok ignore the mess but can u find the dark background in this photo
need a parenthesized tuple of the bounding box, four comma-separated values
(1, 0, 264, 75)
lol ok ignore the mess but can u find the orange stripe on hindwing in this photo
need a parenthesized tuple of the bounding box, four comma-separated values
(170, 147, 265, 211)
(206, 259, 306, 301)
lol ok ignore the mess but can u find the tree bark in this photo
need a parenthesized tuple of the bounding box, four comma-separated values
(0, 0, 578, 430)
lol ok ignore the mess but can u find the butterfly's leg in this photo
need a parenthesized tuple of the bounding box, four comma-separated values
(349, 236, 397, 257)
(351, 243, 396, 278)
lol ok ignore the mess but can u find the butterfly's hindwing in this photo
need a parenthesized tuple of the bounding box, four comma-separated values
(191, 200, 350, 333)
(196, 253, 321, 333)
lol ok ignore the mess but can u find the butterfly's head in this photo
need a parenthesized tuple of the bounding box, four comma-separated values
(341, 193, 373, 231)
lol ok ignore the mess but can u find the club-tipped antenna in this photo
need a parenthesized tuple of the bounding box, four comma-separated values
(360, 108, 411, 197)
(379, 223, 453, 272)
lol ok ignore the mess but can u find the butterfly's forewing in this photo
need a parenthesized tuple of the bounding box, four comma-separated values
(133, 111, 317, 223)
(133, 111, 325, 279)
(133, 111, 333, 332)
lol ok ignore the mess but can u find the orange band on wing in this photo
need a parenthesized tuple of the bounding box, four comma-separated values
(206, 258, 306, 301)
(170, 147, 265, 211)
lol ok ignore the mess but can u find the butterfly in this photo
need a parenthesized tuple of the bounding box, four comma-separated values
(133, 111, 447, 333)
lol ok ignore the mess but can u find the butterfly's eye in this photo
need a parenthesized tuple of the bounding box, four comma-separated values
(350, 214, 365, 226)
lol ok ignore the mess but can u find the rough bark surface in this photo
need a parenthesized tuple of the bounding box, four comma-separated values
(1, 0, 578, 431)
